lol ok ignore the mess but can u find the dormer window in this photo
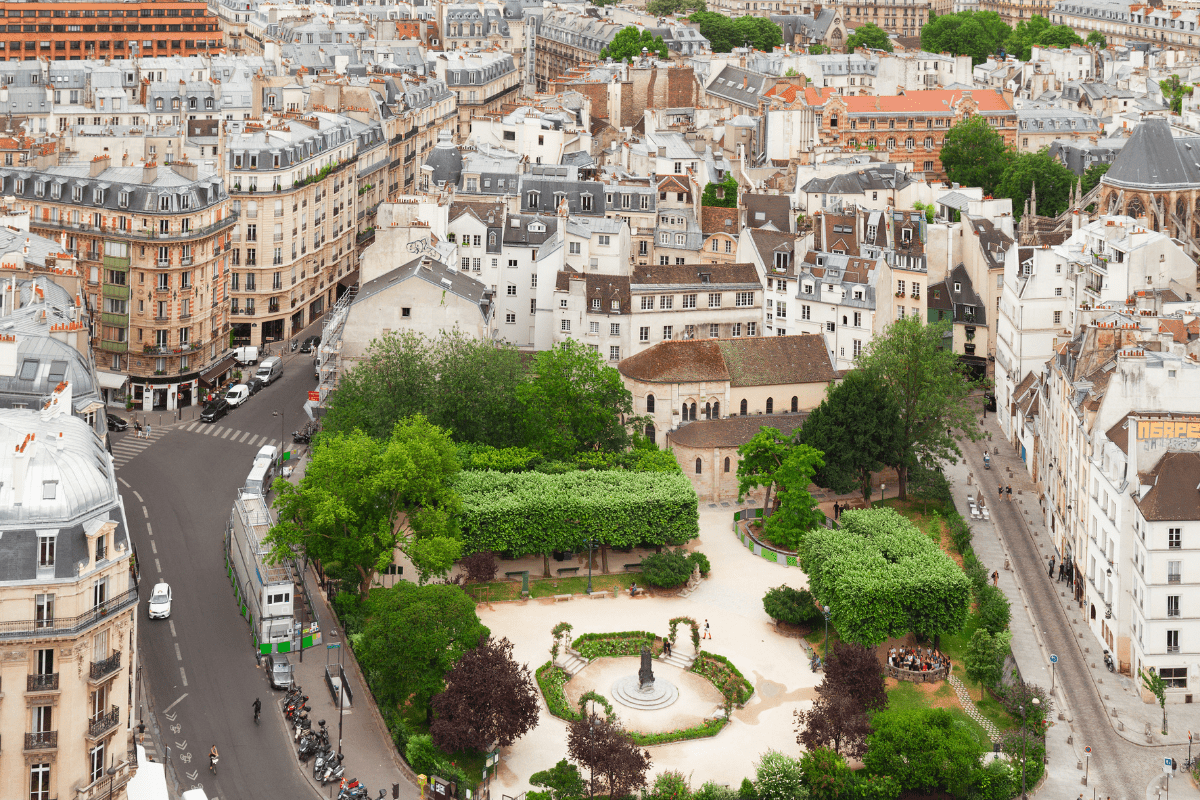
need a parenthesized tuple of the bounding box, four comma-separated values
(953, 282, 961, 292)
(611, 300, 619, 311)
(72, 185, 83, 203)
(118, 191, 129, 208)
(527, 191, 539, 209)
(592, 298, 600, 310)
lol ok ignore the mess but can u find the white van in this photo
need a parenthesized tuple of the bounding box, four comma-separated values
(233, 345, 259, 365)
(244, 460, 273, 496)
(256, 356, 283, 385)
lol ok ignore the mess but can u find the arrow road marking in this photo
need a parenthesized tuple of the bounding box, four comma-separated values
(164, 712, 177, 722)
(186, 772, 198, 781)
(175, 741, 187, 750)
(163, 694, 187, 715)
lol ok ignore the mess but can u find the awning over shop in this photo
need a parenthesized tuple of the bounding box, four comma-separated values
(199, 355, 237, 388)
(96, 370, 128, 391)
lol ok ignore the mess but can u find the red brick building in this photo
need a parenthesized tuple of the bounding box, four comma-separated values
(819, 89, 1016, 180)
(0, 0, 221, 60)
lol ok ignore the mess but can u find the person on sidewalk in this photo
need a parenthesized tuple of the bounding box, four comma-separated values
(703, 619, 712, 640)
(999, 484, 1004, 503)
(1057, 561, 1065, 581)
(833, 501, 840, 520)
(992, 570, 1000, 587)
(1006, 485, 1013, 501)
(1048, 557, 1056, 578)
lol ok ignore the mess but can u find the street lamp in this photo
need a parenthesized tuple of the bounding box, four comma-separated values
(105, 760, 117, 800)
(1019, 696, 1040, 799)
(585, 536, 596, 595)
(822, 605, 832, 665)
(273, 409, 285, 465)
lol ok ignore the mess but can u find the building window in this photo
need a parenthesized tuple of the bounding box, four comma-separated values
(735, 292, 754, 307)
(708, 293, 722, 308)
(1170, 528, 1182, 549)
(560, 319, 570, 332)
(646, 394, 655, 412)
(663, 326, 673, 340)
(660, 296, 673, 310)
(1161, 667, 1188, 688)
(640, 326, 650, 342)
(695, 458, 702, 474)
(1169, 595, 1181, 617)
(766, 397, 774, 414)
(1168, 630, 1181, 653)
(791, 396, 798, 413)
(30, 764, 51, 800)
(724, 457, 730, 473)
(682, 294, 697, 309)
(609, 345, 620, 361)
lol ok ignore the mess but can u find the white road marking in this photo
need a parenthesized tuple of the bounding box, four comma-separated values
(169, 620, 177, 638)
(238, 431, 251, 443)
(180, 668, 188, 686)
(118, 478, 131, 488)
(221, 428, 234, 439)
(175, 643, 182, 661)
(146, 523, 153, 537)
(142, 506, 149, 518)
(155, 558, 162, 573)
(186, 422, 198, 432)
(163, 694, 187, 714)
(132, 491, 144, 502)
(150, 540, 157, 554)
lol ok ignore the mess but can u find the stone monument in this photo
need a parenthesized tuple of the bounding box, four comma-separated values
(638, 646, 654, 689)
(612, 643, 678, 710)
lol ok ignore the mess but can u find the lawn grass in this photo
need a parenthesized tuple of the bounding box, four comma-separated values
(883, 682, 994, 751)
(465, 572, 635, 602)
(398, 705, 488, 782)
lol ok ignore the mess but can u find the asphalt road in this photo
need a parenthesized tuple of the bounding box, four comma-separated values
(121, 343, 322, 800)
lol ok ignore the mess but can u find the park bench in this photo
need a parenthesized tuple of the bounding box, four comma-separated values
(557, 567, 580, 576)
(504, 571, 526, 581)
(624, 562, 643, 571)
(554, 594, 572, 602)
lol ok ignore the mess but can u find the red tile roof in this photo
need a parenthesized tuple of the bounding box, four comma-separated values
(840, 89, 1013, 115)
(803, 86, 838, 106)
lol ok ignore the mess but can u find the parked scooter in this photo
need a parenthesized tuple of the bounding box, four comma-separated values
(293, 712, 312, 740)
(1103, 649, 1115, 672)
(321, 752, 346, 784)
(313, 745, 335, 779)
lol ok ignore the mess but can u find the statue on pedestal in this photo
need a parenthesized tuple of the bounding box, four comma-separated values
(638, 645, 655, 690)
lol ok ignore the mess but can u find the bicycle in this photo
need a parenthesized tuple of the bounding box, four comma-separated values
(253, 698, 261, 725)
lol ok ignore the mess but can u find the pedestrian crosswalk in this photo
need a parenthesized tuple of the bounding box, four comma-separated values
(110, 427, 170, 471)
(179, 420, 281, 451)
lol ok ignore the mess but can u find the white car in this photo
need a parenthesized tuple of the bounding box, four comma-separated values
(148, 582, 172, 619)
(225, 384, 250, 407)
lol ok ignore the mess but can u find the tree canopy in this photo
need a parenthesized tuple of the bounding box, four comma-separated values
(1160, 74, 1194, 114)
(1005, 16, 1082, 59)
(567, 714, 652, 799)
(356, 581, 490, 720)
(939, 116, 1015, 197)
(1086, 30, 1106, 48)
(963, 628, 1012, 700)
(863, 708, 983, 796)
(856, 316, 982, 498)
(431, 635, 539, 752)
(998, 148, 1077, 221)
(735, 426, 792, 515)
(688, 12, 782, 52)
(799, 370, 901, 502)
(919, 11, 1010, 65)
(845, 22, 893, 53)
(760, 444, 825, 550)
(265, 416, 463, 594)
(646, 0, 704, 15)
(701, 174, 739, 208)
(601, 26, 669, 61)
(1081, 162, 1109, 197)
(801, 507, 972, 647)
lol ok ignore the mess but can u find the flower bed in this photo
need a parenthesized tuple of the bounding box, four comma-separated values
(572, 631, 659, 660)
(691, 651, 754, 704)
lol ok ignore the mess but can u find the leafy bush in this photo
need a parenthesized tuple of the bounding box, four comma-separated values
(738, 778, 756, 800)
(536, 662, 581, 721)
(460, 550, 498, 583)
(762, 585, 823, 626)
(571, 631, 657, 659)
(688, 551, 711, 577)
(977, 584, 1012, 634)
(646, 770, 693, 800)
(458, 444, 544, 472)
(457, 443, 682, 474)
(863, 708, 982, 796)
(946, 511, 973, 555)
(972, 758, 1017, 800)
(999, 730, 1045, 786)
(693, 781, 737, 800)
(455, 471, 699, 556)
(691, 652, 754, 704)
(529, 759, 586, 800)
(405, 734, 467, 785)
(754, 750, 808, 800)
(800, 749, 899, 800)
(332, 591, 366, 636)
(643, 548, 694, 587)
(963, 551, 990, 593)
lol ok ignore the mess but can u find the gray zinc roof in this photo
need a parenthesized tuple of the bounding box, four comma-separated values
(1104, 117, 1200, 191)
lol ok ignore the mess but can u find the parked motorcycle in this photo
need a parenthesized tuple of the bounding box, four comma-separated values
(313, 745, 335, 779)
(321, 753, 345, 784)
(293, 713, 312, 740)
(1103, 649, 1115, 672)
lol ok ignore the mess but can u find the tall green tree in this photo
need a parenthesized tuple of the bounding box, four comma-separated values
(940, 116, 1015, 197)
(323, 329, 434, 439)
(357, 581, 489, 721)
(762, 444, 825, 550)
(1141, 668, 1168, 735)
(688, 12, 781, 52)
(799, 370, 901, 502)
(997, 148, 1077, 220)
(517, 339, 636, 459)
(963, 628, 1012, 700)
(1160, 74, 1193, 114)
(733, 15, 783, 51)
(1004, 15, 1049, 60)
(265, 416, 463, 594)
(864, 708, 983, 796)
(735, 426, 792, 514)
(857, 317, 982, 499)
(845, 22, 893, 53)
(1086, 30, 1106, 48)
(600, 26, 669, 61)
(920, 11, 1010, 65)
(431, 330, 528, 447)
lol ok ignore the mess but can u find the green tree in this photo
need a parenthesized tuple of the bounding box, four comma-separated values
(920, 11, 1010, 65)
(701, 174, 739, 208)
(939, 116, 1015, 197)
(761, 444, 825, 550)
(863, 708, 983, 796)
(1036, 24, 1084, 50)
(799, 370, 901, 502)
(762, 585, 824, 626)
(357, 581, 489, 721)
(911, 200, 936, 224)
(845, 22, 893, 52)
(517, 339, 637, 458)
(600, 26, 669, 61)
(645, 771, 692, 800)
(265, 416, 463, 594)
(646, 0, 680, 14)
(998, 148, 1076, 220)
(1160, 74, 1194, 114)
(1086, 30, 1106, 48)
(963, 628, 1012, 700)
(1004, 15, 1049, 60)
(430, 329, 529, 448)
(753, 750, 806, 800)
(1081, 162, 1110, 196)
(735, 426, 792, 514)
(529, 760, 586, 800)
(323, 329, 435, 439)
(689, 12, 781, 52)
(857, 316, 982, 499)
(733, 15, 783, 51)
(809, 44, 829, 54)
(1141, 667, 1168, 734)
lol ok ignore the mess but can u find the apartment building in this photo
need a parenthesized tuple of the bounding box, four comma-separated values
(1016, 108, 1102, 153)
(789, 251, 884, 369)
(8, 155, 232, 411)
(0, 384, 138, 800)
(441, 3, 512, 51)
(532, 9, 621, 94)
(1053, 0, 1200, 56)
(840, 0, 933, 39)
(818, 89, 1017, 181)
(0, 0, 221, 61)
(435, 49, 520, 142)
(225, 112, 370, 348)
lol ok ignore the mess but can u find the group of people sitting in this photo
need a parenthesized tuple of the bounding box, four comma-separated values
(887, 646, 949, 673)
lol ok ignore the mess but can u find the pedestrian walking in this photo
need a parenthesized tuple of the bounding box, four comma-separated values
(832, 501, 840, 520)
(1048, 557, 1056, 578)
(703, 619, 711, 640)
(992, 570, 999, 587)
(1006, 485, 1013, 501)
(1057, 561, 1065, 581)
(664, 639, 672, 658)
(998, 483, 1004, 502)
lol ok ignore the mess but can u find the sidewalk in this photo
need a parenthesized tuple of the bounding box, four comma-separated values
(282, 452, 420, 800)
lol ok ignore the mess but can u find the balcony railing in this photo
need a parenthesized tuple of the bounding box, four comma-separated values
(27, 673, 59, 691)
(1169, 645, 1181, 653)
(89, 651, 121, 682)
(24, 731, 57, 751)
(1170, 574, 1182, 583)
(0, 587, 137, 641)
(87, 706, 119, 739)
(33, 212, 237, 242)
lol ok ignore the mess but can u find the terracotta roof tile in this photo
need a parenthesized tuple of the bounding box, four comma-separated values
(619, 339, 730, 383)
(715, 335, 837, 387)
(631, 263, 760, 287)
(669, 412, 808, 448)
(701, 206, 739, 236)
(840, 89, 1013, 115)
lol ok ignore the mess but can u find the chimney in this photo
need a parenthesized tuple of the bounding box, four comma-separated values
(172, 159, 198, 181)
(143, 161, 158, 184)
(12, 433, 33, 505)
(90, 154, 110, 177)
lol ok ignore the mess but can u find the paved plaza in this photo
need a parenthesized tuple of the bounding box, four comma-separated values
(479, 505, 820, 793)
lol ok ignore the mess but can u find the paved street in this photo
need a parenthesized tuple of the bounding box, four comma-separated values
(119, 344, 326, 800)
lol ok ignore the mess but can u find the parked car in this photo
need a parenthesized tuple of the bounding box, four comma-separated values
(200, 399, 230, 423)
(233, 345, 259, 365)
(106, 414, 128, 432)
(244, 376, 265, 396)
(148, 582, 172, 619)
(299, 335, 321, 353)
(225, 384, 250, 407)
(266, 654, 294, 689)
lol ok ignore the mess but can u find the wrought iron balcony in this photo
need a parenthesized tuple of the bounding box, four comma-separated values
(27, 673, 59, 691)
(0, 588, 137, 641)
(87, 706, 119, 739)
(89, 651, 121, 682)
(25, 731, 57, 750)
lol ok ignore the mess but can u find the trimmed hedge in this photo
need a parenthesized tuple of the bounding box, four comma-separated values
(692, 651, 754, 704)
(456, 443, 683, 474)
(455, 470, 699, 556)
(572, 631, 658, 659)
